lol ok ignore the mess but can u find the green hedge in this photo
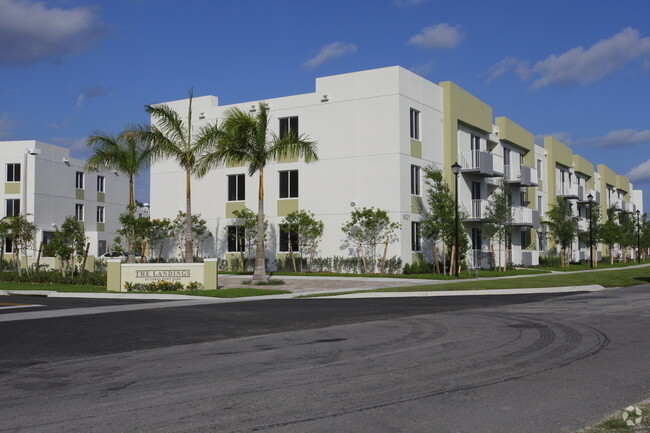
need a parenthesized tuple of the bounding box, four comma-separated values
(0, 270, 107, 286)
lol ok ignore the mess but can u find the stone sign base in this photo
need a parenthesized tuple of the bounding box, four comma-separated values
(107, 259, 218, 292)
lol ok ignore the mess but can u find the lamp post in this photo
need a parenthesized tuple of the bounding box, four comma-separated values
(451, 162, 462, 278)
(637, 209, 641, 264)
(587, 194, 594, 269)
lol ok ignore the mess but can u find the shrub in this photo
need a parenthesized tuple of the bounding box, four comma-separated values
(0, 270, 106, 286)
(403, 261, 434, 275)
(539, 255, 562, 267)
(124, 280, 203, 292)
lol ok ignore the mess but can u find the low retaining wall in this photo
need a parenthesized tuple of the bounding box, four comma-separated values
(107, 259, 218, 292)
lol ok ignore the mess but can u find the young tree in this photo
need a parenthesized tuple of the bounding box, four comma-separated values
(600, 206, 621, 264)
(342, 207, 401, 274)
(171, 211, 212, 260)
(640, 213, 649, 260)
(617, 211, 636, 262)
(144, 89, 220, 262)
(483, 177, 513, 271)
(86, 126, 154, 214)
(46, 217, 87, 276)
(544, 197, 579, 268)
(230, 208, 266, 272)
(578, 201, 602, 266)
(420, 166, 468, 275)
(3, 215, 37, 275)
(149, 218, 173, 262)
(280, 210, 324, 272)
(197, 101, 318, 282)
(115, 208, 152, 263)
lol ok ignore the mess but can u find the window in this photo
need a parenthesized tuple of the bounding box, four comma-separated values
(411, 222, 421, 252)
(98, 240, 107, 256)
(4, 237, 12, 254)
(97, 175, 105, 193)
(75, 171, 84, 189)
(75, 204, 84, 221)
(537, 159, 542, 179)
(410, 165, 420, 195)
(227, 226, 245, 252)
(5, 199, 19, 217)
(6, 163, 20, 182)
(279, 116, 299, 139)
(537, 196, 543, 213)
(279, 224, 299, 252)
(410, 108, 420, 140)
(228, 174, 245, 201)
(279, 170, 298, 198)
(471, 228, 482, 250)
(97, 206, 105, 223)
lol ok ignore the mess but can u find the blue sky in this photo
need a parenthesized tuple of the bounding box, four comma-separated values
(1, 0, 649, 207)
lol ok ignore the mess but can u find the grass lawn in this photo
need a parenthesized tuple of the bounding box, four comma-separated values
(269, 268, 548, 279)
(130, 288, 292, 298)
(541, 259, 649, 272)
(301, 266, 650, 297)
(0, 281, 106, 292)
(577, 401, 649, 432)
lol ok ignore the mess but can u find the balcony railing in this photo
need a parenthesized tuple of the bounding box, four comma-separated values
(615, 199, 625, 211)
(504, 165, 537, 186)
(459, 151, 505, 177)
(511, 207, 540, 227)
(578, 217, 588, 232)
(556, 182, 579, 198)
(462, 199, 488, 220)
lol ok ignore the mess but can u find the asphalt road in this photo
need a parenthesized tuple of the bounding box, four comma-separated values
(1, 285, 649, 432)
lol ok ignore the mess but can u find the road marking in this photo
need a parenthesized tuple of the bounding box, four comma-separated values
(0, 302, 44, 310)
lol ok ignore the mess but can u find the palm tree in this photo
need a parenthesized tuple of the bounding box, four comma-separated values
(86, 125, 153, 214)
(198, 102, 318, 282)
(144, 89, 218, 263)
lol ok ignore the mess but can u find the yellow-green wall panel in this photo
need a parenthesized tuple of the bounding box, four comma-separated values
(411, 196, 422, 214)
(76, 189, 84, 200)
(278, 153, 299, 163)
(496, 117, 534, 165)
(97, 222, 105, 232)
(226, 202, 246, 218)
(97, 192, 105, 202)
(4, 183, 20, 194)
(616, 175, 630, 193)
(410, 139, 422, 159)
(277, 199, 299, 216)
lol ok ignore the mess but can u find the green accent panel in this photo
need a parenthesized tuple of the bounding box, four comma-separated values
(226, 161, 245, 168)
(277, 199, 298, 216)
(226, 201, 246, 218)
(97, 192, 105, 202)
(410, 139, 422, 159)
(616, 175, 630, 193)
(203, 259, 218, 290)
(496, 117, 534, 163)
(537, 179, 543, 191)
(572, 155, 594, 178)
(544, 136, 574, 204)
(4, 183, 20, 194)
(530, 228, 537, 249)
(225, 252, 244, 270)
(97, 223, 105, 232)
(107, 261, 121, 292)
(411, 253, 422, 264)
(527, 187, 536, 210)
(597, 164, 617, 222)
(411, 196, 422, 214)
(278, 153, 299, 163)
(440, 81, 493, 190)
(76, 189, 84, 200)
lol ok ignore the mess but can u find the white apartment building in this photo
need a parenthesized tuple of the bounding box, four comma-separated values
(0, 140, 129, 258)
(149, 66, 644, 269)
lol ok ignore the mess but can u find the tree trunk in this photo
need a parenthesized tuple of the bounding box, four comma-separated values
(432, 242, 440, 274)
(450, 244, 456, 275)
(289, 242, 297, 273)
(309, 240, 316, 273)
(491, 243, 496, 271)
(610, 245, 614, 265)
(380, 236, 389, 274)
(504, 245, 509, 272)
(81, 242, 90, 273)
(158, 242, 164, 263)
(359, 243, 368, 274)
(36, 241, 43, 272)
(252, 168, 267, 283)
(442, 245, 447, 276)
(184, 169, 193, 263)
(129, 175, 135, 214)
(15, 247, 22, 276)
(561, 248, 565, 268)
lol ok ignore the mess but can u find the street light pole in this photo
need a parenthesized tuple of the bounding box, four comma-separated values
(451, 162, 462, 278)
(587, 194, 594, 269)
(637, 210, 641, 264)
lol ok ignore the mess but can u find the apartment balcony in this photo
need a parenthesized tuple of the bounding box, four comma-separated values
(556, 182, 579, 198)
(459, 151, 505, 177)
(578, 188, 600, 203)
(466, 249, 491, 269)
(615, 199, 626, 211)
(462, 199, 488, 221)
(512, 206, 540, 227)
(504, 164, 537, 186)
(578, 217, 589, 232)
(628, 202, 638, 214)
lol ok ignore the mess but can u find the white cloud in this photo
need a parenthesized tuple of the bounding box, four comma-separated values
(408, 23, 464, 50)
(0, 113, 15, 139)
(76, 85, 108, 108)
(47, 136, 89, 158)
(487, 27, 650, 89)
(627, 159, 650, 182)
(590, 129, 650, 148)
(408, 60, 434, 76)
(394, 0, 428, 6)
(534, 132, 575, 147)
(0, 0, 104, 65)
(304, 42, 357, 69)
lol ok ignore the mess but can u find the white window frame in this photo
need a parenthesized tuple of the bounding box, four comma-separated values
(97, 206, 105, 223)
(5, 199, 20, 217)
(410, 108, 420, 140)
(6, 163, 20, 183)
(279, 170, 298, 199)
(97, 175, 105, 193)
(410, 165, 421, 196)
(76, 172, 84, 190)
(75, 203, 84, 221)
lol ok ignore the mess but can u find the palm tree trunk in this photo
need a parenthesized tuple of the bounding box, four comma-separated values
(252, 168, 267, 282)
(129, 175, 135, 214)
(184, 169, 193, 263)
